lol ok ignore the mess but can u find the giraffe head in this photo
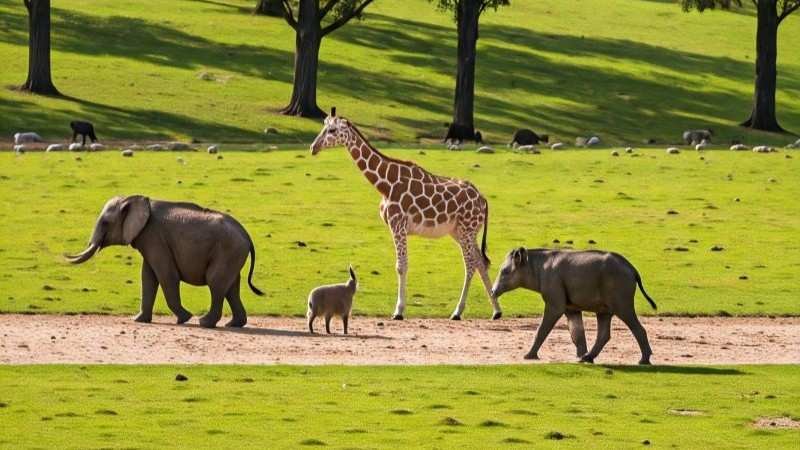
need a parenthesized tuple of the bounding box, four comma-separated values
(310, 107, 353, 155)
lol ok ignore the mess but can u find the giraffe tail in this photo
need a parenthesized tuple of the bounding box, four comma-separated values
(481, 202, 490, 267)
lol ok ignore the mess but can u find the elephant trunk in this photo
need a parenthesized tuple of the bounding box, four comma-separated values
(65, 243, 99, 264)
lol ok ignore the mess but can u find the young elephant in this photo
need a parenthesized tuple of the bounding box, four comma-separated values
(66, 195, 264, 328)
(491, 248, 656, 365)
(307, 266, 357, 334)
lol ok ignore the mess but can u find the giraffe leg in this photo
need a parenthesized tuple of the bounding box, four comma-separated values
(451, 235, 478, 320)
(476, 254, 503, 320)
(391, 227, 408, 320)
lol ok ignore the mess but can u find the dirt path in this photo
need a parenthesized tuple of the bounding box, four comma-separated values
(1, 315, 797, 365)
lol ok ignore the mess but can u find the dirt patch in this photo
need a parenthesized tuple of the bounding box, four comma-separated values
(752, 417, 800, 429)
(0, 315, 798, 365)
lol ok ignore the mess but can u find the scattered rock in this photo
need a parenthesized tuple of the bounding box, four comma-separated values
(739, 275, 748, 280)
(695, 141, 709, 151)
(625, 147, 635, 153)
(611, 150, 619, 156)
(666, 147, 680, 154)
(673, 247, 689, 252)
(295, 241, 307, 248)
(46, 144, 66, 152)
(586, 136, 601, 146)
(730, 144, 749, 151)
(69, 143, 83, 151)
(711, 245, 724, 252)
(439, 417, 463, 426)
(418, 150, 426, 155)
(197, 71, 215, 81)
(768, 177, 777, 183)
(121, 149, 134, 157)
(786, 154, 793, 159)
(146, 144, 164, 151)
(518, 145, 540, 154)
(175, 374, 188, 381)
(89, 143, 105, 151)
(217, 155, 223, 160)
(264, 127, 279, 135)
(168, 142, 192, 151)
(666, 209, 679, 215)
(544, 431, 572, 440)
(207, 145, 219, 154)
(588, 239, 596, 244)
(642, 439, 651, 446)
(753, 145, 773, 153)
(550, 142, 566, 150)
(476, 146, 495, 154)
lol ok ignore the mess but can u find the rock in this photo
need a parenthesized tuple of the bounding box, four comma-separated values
(46, 144, 66, 152)
(121, 149, 134, 157)
(550, 142, 566, 150)
(625, 147, 635, 153)
(167, 142, 192, 151)
(710, 245, 724, 252)
(476, 146, 495, 154)
(666, 147, 680, 154)
(667, 209, 679, 215)
(197, 71, 215, 81)
(13, 144, 26, 153)
(785, 154, 792, 159)
(89, 143, 105, 151)
(518, 145, 540, 154)
(176, 157, 185, 165)
(586, 136, 601, 146)
(695, 142, 708, 151)
(207, 145, 219, 154)
(611, 150, 619, 157)
(175, 374, 188, 381)
(264, 127, 279, 135)
(69, 143, 84, 151)
(753, 145, 772, 153)
(13, 132, 42, 144)
(146, 144, 165, 151)
(730, 144, 749, 151)
(575, 137, 588, 147)
(217, 155, 223, 160)
(768, 177, 777, 183)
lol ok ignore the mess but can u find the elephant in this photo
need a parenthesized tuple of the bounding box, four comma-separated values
(66, 195, 265, 328)
(491, 247, 657, 365)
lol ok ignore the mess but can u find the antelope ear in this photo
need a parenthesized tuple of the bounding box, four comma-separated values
(331, 106, 336, 117)
(121, 195, 150, 244)
(512, 247, 527, 266)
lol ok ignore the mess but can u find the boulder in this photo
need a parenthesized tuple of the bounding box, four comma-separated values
(46, 144, 66, 152)
(586, 136, 601, 146)
(476, 146, 495, 154)
(146, 144, 165, 151)
(753, 145, 773, 153)
(207, 145, 219, 154)
(625, 147, 635, 153)
(69, 143, 84, 151)
(121, 149, 134, 157)
(167, 142, 192, 151)
(550, 142, 566, 150)
(89, 143, 105, 151)
(666, 147, 680, 154)
(611, 150, 619, 156)
(730, 144, 749, 151)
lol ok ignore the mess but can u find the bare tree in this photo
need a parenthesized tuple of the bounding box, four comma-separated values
(254, 0, 283, 16)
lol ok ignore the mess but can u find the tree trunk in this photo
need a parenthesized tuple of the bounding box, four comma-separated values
(21, 0, 60, 95)
(741, 0, 783, 132)
(448, 0, 480, 142)
(281, 1, 324, 118)
(254, 0, 283, 16)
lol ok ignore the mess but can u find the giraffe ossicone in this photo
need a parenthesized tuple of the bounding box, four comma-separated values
(310, 113, 502, 320)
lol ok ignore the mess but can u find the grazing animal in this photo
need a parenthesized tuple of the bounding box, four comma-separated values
(70, 121, 98, 146)
(443, 122, 483, 144)
(682, 129, 713, 145)
(509, 129, 549, 147)
(491, 247, 656, 365)
(66, 195, 264, 328)
(311, 108, 501, 321)
(307, 266, 358, 334)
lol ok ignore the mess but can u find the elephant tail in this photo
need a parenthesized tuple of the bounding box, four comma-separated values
(247, 244, 265, 297)
(635, 273, 657, 310)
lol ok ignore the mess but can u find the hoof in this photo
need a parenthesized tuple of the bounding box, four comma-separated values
(176, 311, 193, 325)
(523, 352, 539, 360)
(639, 358, 652, 365)
(579, 355, 595, 364)
(225, 318, 247, 328)
(133, 313, 152, 323)
(198, 316, 218, 328)
(391, 314, 404, 321)
(491, 311, 502, 320)
(450, 314, 461, 321)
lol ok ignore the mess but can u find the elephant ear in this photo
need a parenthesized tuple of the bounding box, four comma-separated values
(121, 195, 151, 244)
(512, 247, 527, 267)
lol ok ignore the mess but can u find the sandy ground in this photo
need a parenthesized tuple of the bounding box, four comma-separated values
(0, 314, 798, 365)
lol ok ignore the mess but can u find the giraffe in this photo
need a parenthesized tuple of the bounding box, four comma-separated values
(310, 108, 502, 320)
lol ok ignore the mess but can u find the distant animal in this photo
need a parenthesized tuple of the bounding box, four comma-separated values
(311, 108, 501, 321)
(66, 195, 265, 328)
(13, 132, 42, 144)
(443, 122, 483, 144)
(307, 266, 358, 334)
(509, 129, 549, 147)
(682, 129, 713, 145)
(70, 121, 97, 146)
(491, 247, 656, 365)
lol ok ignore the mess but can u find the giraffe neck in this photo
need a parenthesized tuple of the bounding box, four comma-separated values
(344, 126, 396, 193)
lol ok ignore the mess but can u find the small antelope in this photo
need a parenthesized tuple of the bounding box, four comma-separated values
(307, 266, 357, 334)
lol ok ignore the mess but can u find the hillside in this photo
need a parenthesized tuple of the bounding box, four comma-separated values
(1, 0, 799, 145)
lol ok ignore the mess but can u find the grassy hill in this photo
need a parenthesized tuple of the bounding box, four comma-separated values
(1, 0, 799, 146)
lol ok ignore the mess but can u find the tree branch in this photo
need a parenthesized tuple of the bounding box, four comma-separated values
(281, 0, 298, 30)
(321, 0, 374, 36)
(778, 0, 800, 23)
(320, 0, 342, 20)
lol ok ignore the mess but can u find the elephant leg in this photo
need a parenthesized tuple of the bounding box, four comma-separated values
(158, 273, 192, 324)
(524, 303, 564, 360)
(616, 309, 653, 365)
(342, 315, 349, 335)
(581, 312, 612, 363)
(325, 314, 332, 334)
(565, 310, 588, 357)
(199, 285, 226, 329)
(224, 275, 247, 328)
(391, 226, 408, 320)
(134, 261, 158, 323)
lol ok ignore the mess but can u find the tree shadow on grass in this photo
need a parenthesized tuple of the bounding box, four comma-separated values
(601, 365, 746, 376)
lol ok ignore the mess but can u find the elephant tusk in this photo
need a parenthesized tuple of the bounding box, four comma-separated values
(64, 243, 99, 264)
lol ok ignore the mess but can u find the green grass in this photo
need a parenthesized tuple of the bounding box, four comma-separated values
(1, 149, 798, 317)
(1, 0, 799, 145)
(0, 364, 798, 448)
